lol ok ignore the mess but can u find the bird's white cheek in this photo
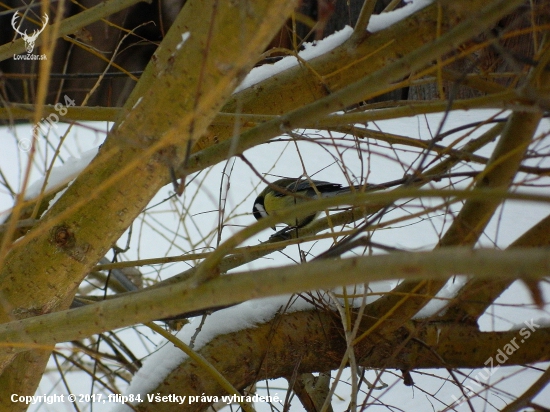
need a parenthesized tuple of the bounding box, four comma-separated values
(255, 203, 269, 218)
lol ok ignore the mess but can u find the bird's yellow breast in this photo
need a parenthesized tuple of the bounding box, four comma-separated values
(263, 192, 316, 227)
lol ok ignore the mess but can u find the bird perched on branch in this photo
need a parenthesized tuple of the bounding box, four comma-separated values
(252, 178, 381, 230)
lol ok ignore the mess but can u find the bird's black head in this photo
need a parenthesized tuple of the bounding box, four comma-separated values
(252, 195, 267, 221)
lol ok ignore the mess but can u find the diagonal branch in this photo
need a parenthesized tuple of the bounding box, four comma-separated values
(0, 0, 298, 404)
(127, 311, 550, 412)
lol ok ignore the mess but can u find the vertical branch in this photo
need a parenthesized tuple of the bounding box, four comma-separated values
(351, 0, 378, 42)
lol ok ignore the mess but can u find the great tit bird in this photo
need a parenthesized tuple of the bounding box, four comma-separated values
(252, 178, 379, 230)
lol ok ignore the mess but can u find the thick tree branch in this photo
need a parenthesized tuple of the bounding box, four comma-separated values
(0, 247, 548, 356)
(130, 311, 550, 412)
(357, 30, 548, 360)
(179, 0, 527, 177)
(0, 0, 298, 404)
(443, 213, 550, 323)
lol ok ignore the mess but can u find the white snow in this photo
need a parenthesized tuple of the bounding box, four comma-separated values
(234, 0, 433, 93)
(41, 183, 71, 218)
(132, 96, 143, 110)
(0, 147, 98, 224)
(24, 147, 98, 200)
(413, 275, 470, 318)
(367, 0, 433, 33)
(112, 295, 312, 411)
(234, 26, 353, 94)
(113, 282, 396, 410)
(176, 32, 190, 50)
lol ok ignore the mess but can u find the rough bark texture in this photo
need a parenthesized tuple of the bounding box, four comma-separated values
(0, 0, 298, 407)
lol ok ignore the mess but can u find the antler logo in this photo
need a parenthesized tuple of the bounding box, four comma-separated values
(12, 12, 49, 54)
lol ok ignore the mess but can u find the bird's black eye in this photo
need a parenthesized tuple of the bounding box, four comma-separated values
(253, 197, 267, 220)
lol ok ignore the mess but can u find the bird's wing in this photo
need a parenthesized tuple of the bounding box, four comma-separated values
(282, 179, 342, 194)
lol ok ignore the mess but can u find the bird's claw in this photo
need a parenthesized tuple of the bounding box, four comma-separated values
(269, 226, 297, 240)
